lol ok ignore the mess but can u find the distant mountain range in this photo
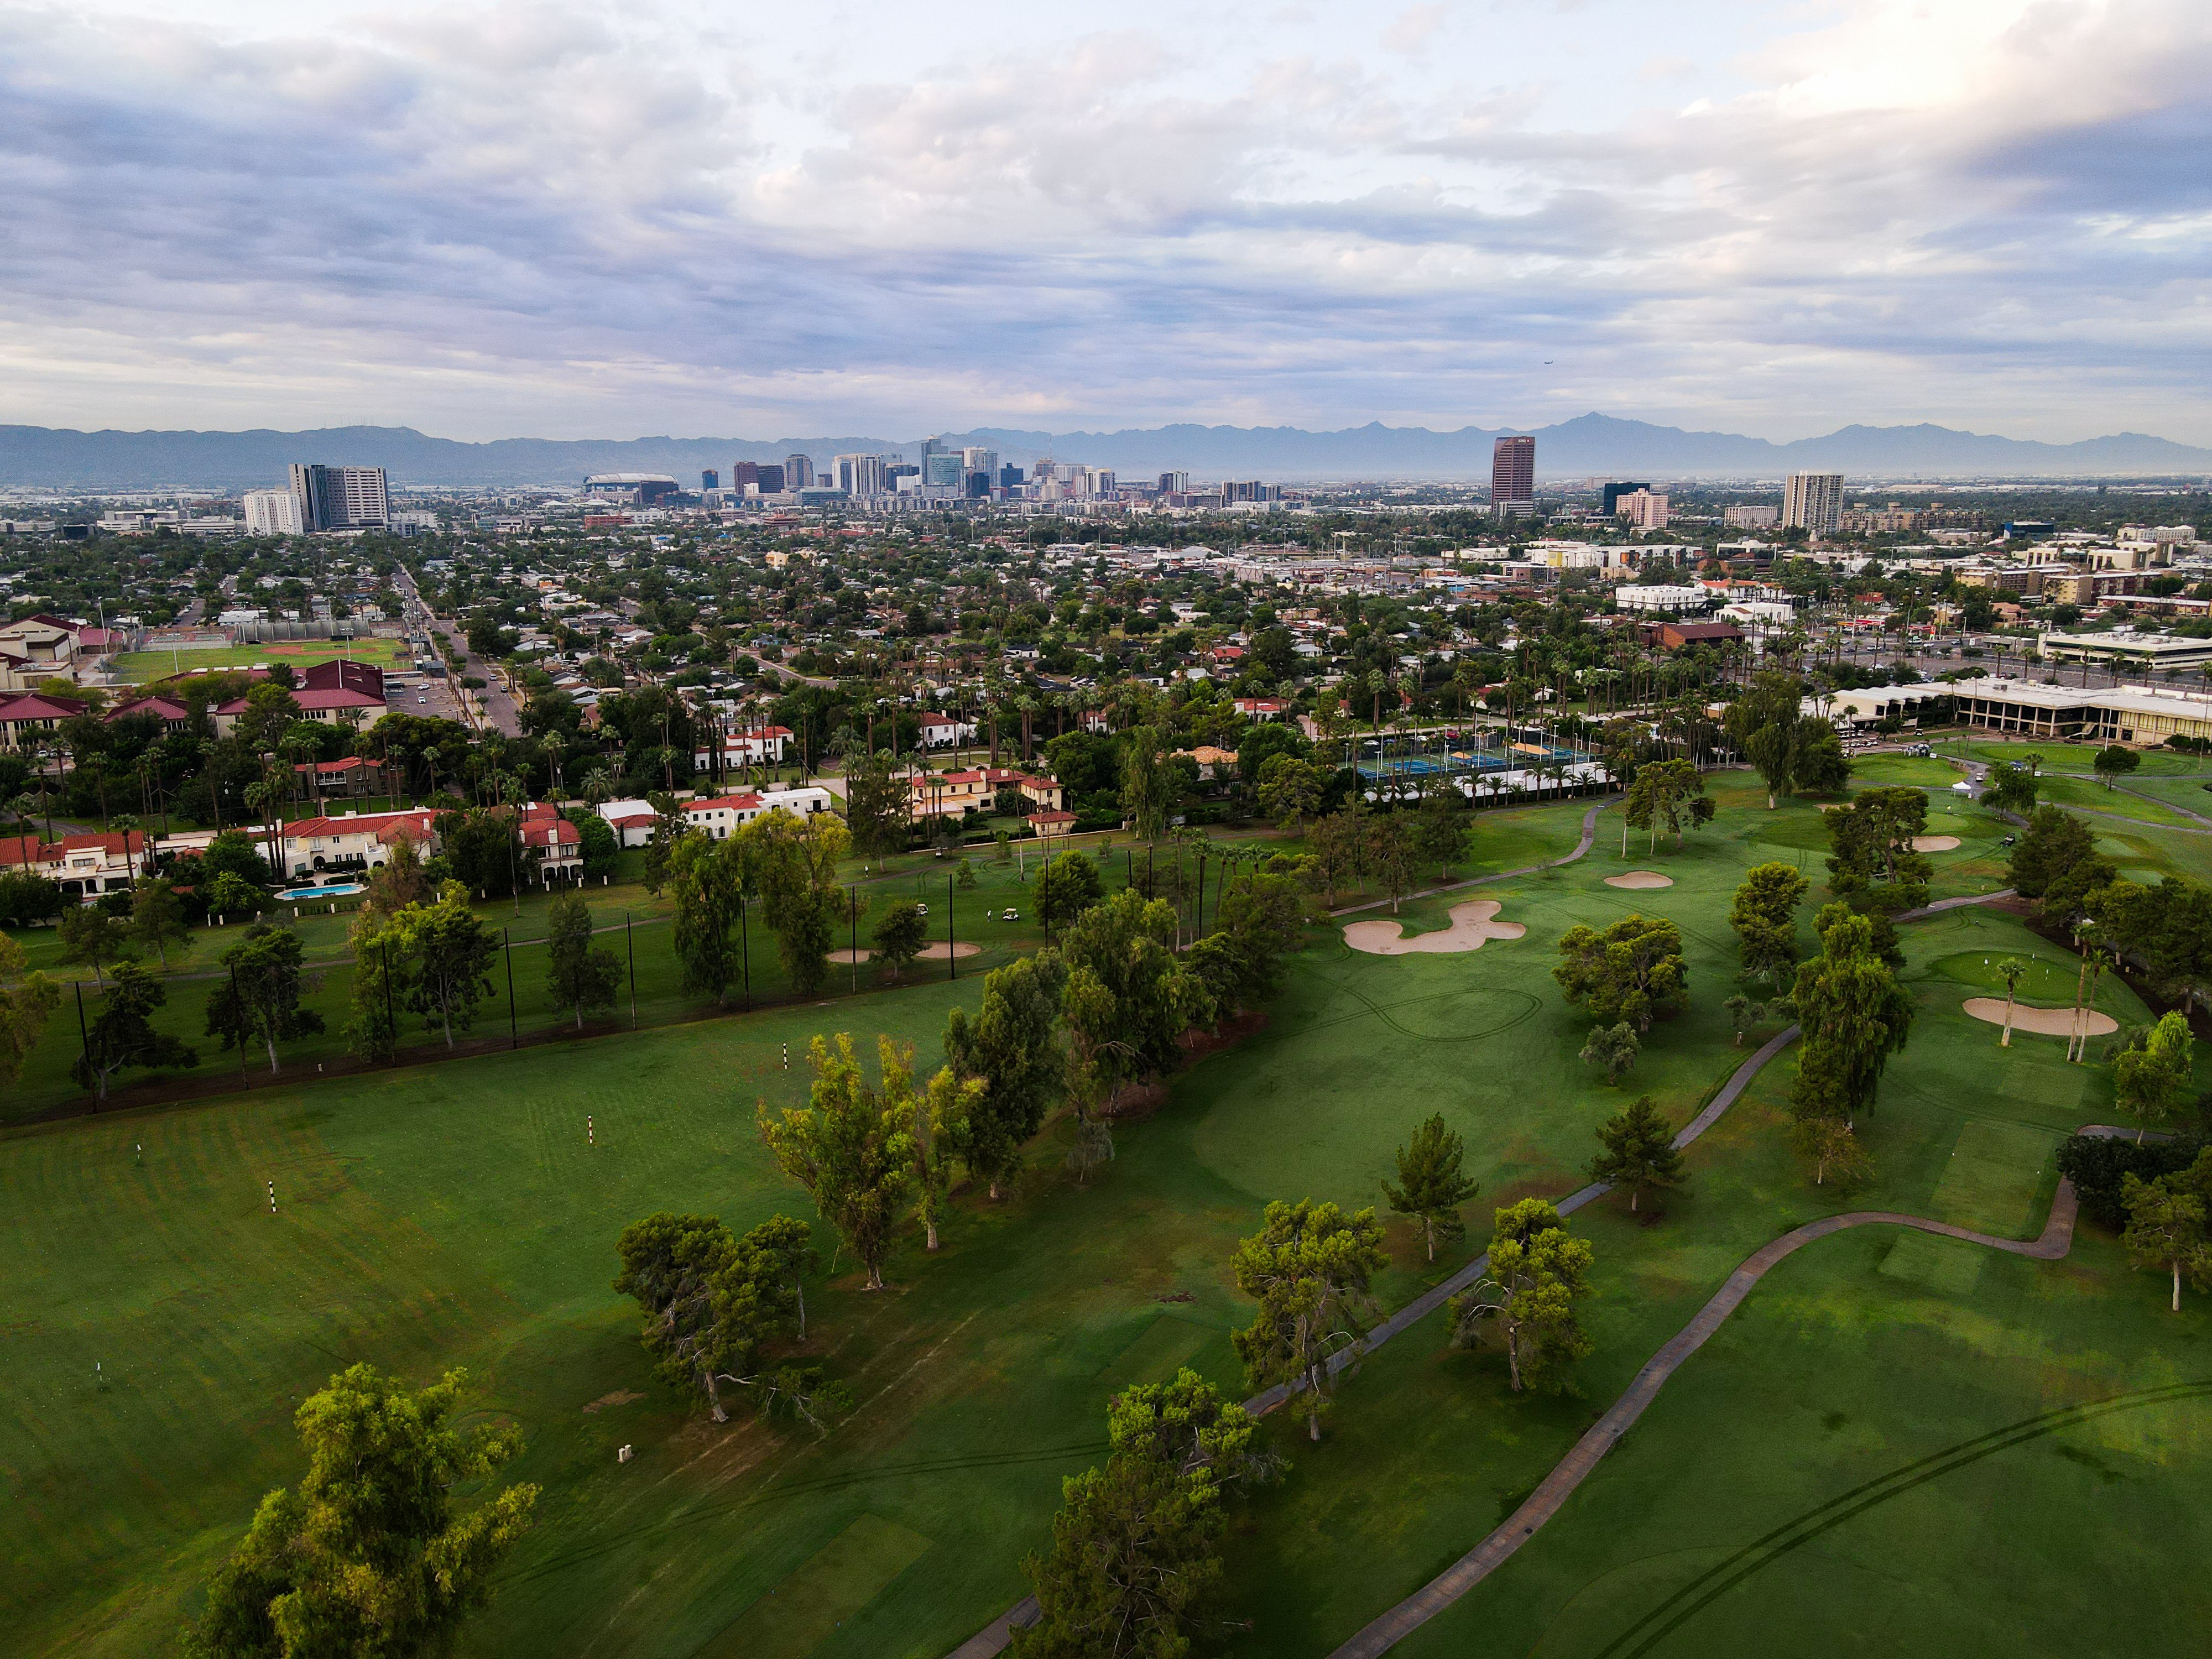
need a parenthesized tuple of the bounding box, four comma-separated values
(4, 414, 2210, 488)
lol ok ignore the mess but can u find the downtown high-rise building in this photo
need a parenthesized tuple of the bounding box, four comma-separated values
(1782, 472, 1845, 534)
(784, 453, 815, 488)
(835, 453, 889, 497)
(1491, 436, 1535, 510)
(288, 464, 389, 531)
(962, 447, 999, 497)
(242, 487, 304, 536)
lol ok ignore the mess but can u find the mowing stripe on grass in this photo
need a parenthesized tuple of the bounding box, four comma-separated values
(1589, 1380, 2212, 1659)
(697, 1512, 931, 1659)
(1095, 1314, 1211, 1392)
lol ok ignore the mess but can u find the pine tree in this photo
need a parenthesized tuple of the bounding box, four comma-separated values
(1381, 1114, 1481, 1261)
(1588, 1096, 1687, 1212)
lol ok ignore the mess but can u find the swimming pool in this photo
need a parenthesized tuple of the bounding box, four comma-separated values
(277, 881, 366, 901)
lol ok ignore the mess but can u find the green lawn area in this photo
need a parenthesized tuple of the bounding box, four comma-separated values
(7, 786, 2208, 1658)
(109, 638, 410, 682)
(2030, 772, 2206, 828)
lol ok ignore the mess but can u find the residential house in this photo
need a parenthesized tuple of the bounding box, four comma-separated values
(514, 803, 583, 879)
(1233, 697, 1289, 722)
(276, 808, 439, 880)
(909, 766, 1063, 820)
(293, 754, 383, 799)
(918, 711, 979, 748)
(599, 798, 661, 848)
(682, 785, 835, 839)
(692, 723, 794, 770)
(0, 828, 154, 900)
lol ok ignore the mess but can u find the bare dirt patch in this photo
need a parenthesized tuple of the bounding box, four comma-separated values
(1603, 870, 1674, 890)
(583, 1390, 643, 1413)
(1343, 899, 1525, 956)
(1914, 835, 1962, 852)
(1962, 997, 2118, 1038)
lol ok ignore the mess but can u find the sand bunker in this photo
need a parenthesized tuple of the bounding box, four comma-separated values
(827, 947, 874, 963)
(1344, 899, 1526, 956)
(1913, 835, 1961, 852)
(1604, 870, 1674, 890)
(917, 941, 982, 959)
(1963, 998, 2117, 1038)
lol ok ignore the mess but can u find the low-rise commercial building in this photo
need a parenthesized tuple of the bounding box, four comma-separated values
(2036, 629, 2212, 671)
(1950, 678, 2212, 745)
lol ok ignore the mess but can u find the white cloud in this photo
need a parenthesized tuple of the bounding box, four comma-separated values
(0, 0, 2206, 441)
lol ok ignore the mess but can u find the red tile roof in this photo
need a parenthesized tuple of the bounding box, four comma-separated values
(108, 693, 190, 722)
(0, 692, 86, 722)
(0, 829, 149, 867)
(283, 810, 436, 842)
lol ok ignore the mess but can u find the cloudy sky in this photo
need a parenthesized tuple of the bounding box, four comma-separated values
(2, 0, 2208, 442)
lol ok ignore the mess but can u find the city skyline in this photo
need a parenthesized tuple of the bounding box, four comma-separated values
(1, 1, 2208, 445)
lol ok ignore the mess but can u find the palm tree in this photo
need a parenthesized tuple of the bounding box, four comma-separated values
(1995, 957, 2028, 1047)
(581, 766, 614, 807)
(542, 730, 567, 799)
(244, 765, 289, 881)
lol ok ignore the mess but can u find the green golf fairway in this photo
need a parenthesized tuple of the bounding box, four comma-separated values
(6, 785, 2206, 1659)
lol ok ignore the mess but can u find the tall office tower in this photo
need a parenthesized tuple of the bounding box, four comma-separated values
(999, 463, 1025, 489)
(755, 465, 784, 495)
(731, 461, 760, 491)
(1158, 470, 1191, 494)
(924, 452, 966, 488)
(784, 453, 815, 488)
(835, 453, 888, 497)
(243, 487, 305, 536)
(962, 447, 999, 496)
(1782, 472, 1845, 534)
(1600, 481, 1650, 517)
(920, 435, 950, 465)
(701, 469, 719, 491)
(1619, 489, 1671, 530)
(1490, 436, 1535, 507)
(289, 464, 389, 531)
